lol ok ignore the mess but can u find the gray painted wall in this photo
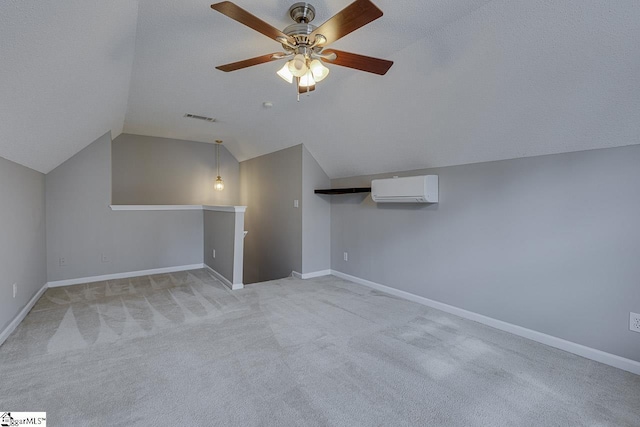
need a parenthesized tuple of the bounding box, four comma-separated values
(0, 156, 46, 332)
(203, 210, 236, 283)
(112, 133, 240, 206)
(240, 145, 302, 284)
(302, 146, 331, 274)
(331, 145, 640, 362)
(46, 132, 203, 282)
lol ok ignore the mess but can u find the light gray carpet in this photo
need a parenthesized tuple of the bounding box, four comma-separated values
(0, 270, 638, 426)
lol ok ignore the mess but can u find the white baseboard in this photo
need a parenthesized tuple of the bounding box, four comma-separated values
(291, 270, 332, 280)
(0, 282, 48, 348)
(47, 264, 205, 288)
(331, 270, 640, 376)
(205, 265, 243, 290)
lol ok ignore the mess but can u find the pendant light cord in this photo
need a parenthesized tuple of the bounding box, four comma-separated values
(215, 140, 221, 177)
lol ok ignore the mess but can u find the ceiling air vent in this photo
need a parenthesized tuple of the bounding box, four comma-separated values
(184, 113, 216, 123)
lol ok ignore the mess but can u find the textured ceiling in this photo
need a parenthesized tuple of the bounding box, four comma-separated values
(2, 1, 639, 176)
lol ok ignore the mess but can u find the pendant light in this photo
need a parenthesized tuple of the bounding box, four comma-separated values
(214, 140, 224, 191)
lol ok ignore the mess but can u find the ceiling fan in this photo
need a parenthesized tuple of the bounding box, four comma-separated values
(210, 0, 393, 97)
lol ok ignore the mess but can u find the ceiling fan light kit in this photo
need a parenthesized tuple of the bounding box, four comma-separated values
(210, 0, 393, 100)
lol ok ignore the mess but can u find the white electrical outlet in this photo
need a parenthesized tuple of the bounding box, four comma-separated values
(630, 312, 640, 333)
(13, 283, 17, 298)
(294, 199, 299, 208)
(101, 253, 110, 263)
(343, 252, 348, 261)
(212, 249, 216, 258)
(59, 257, 66, 266)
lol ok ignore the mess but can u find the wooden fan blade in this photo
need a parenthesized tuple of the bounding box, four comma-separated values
(321, 49, 393, 75)
(211, 2, 293, 43)
(310, 0, 383, 46)
(216, 52, 284, 72)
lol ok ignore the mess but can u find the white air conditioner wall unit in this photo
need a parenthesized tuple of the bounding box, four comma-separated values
(371, 175, 438, 203)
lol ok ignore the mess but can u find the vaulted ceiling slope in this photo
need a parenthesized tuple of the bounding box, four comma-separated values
(0, 0, 138, 173)
(2, 1, 639, 177)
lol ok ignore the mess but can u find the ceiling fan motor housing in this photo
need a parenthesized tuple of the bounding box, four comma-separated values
(283, 23, 317, 48)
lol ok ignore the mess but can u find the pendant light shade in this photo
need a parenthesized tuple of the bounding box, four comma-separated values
(288, 54, 308, 77)
(299, 70, 315, 88)
(277, 63, 294, 83)
(214, 140, 224, 191)
(309, 59, 329, 82)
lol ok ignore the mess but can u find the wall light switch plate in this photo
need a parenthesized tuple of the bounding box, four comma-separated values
(343, 252, 348, 262)
(630, 312, 640, 333)
(294, 200, 299, 208)
(13, 283, 17, 298)
(59, 257, 66, 266)
(212, 249, 216, 258)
